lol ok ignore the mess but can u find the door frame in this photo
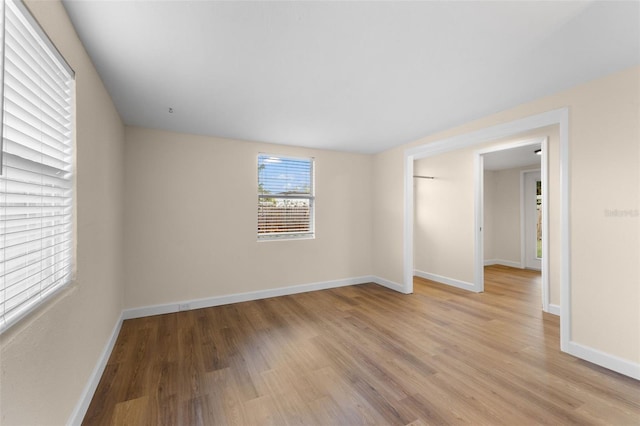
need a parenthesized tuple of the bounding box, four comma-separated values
(404, 108, 569, 352)
(472, 137, 549, 312)
(521, 168, 543, 272)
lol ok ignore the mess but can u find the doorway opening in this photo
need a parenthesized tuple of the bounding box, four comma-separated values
(403, 107, 570, 352)
(475, 137, 549, 312)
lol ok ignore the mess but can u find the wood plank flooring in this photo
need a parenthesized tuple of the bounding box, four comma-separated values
(83, 266, 640, 425)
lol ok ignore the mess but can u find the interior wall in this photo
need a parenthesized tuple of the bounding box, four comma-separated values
(124, 126, 373, 309)
(483, 170, 496, 261)
(488, 165, 539, 267)
(413, 149, 475, 283)
(0, 1, 126, 425)
(374, 66, 639, 365)
(372, 148, 405, 288)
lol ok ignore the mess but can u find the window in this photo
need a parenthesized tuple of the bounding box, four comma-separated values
(258, 154, 314, 240)
(0, 0, 75, 332)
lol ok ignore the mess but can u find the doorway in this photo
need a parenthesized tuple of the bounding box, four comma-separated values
(404, 108, 569, 348)
(475, 137, 549, 312)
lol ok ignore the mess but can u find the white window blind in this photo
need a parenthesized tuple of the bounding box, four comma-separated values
(0, 0, 74, 333)
(258, 154, 314, 240)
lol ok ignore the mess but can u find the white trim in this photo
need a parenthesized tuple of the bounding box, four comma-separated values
(484, 259, 522, 268)
(406, 109, 566, 160)
(547, 303, 561, 316)
(404, 107, 570, 353)
(558, 107, 571, 352)
(567, 341, 640, 380)
(67, 312, 124, 426)
(123, 276, 392, 320)
(474, 152, 485, 292)
(518, 159, 548, 293)
(414, 270, 478, 293)
(122, 301, 179, 320)
(373, 275, 408, 293)
(403, 153, 415, 294)
(540, 139, 550, 313)
(520, 166, 551, 311)
(519, 170, 526, 269)
(257, 232, 315, 242)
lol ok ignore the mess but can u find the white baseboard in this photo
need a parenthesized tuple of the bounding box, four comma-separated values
(67, 312, 124, 426)
(547, 303, 561, 316)
(372, 276, 408, 293)
(568, 341, 640, 380)
(484, 259, 522, 268)
(123, 276, 383, 320)
(414, 269, 477, 292)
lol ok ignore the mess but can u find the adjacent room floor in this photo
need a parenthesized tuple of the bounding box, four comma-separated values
(83, 265, 640, 425)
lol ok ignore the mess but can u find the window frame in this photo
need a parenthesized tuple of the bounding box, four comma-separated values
(257, 153, 315, 241)
(0, 0, 76, 333)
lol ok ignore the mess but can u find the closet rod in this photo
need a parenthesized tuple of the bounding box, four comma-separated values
(413, 175, 435, 179)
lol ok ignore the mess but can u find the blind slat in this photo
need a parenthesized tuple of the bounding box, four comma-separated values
(1, 228, 71, 251)
(3, 152, 70, 179)
(1, 178, 70, 197)
(4, 110, 73, 152)
(5, 11, 71, 96)
(4, 42, 70, 110)
(1, 221, 71, 238)
(2, 241, 71, 279)
(2, 266, 71, 311)
(4, 77, 71, 131)
(1, 216, 70, 237)
(3, 115, 71, 160)
(0, 206, 72, 221)
(3, 256, 71, 298)
(5, 71, 71, 124)
(2, 237, 72, 266)
(2, 165, 71, 189)
(4, 93, 72, 143)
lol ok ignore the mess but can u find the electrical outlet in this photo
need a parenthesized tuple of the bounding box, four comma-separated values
(179, 303, 190, 311)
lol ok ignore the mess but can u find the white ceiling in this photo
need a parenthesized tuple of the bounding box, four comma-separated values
(483, 143, 541, 171)
(61, 0, 640, 154)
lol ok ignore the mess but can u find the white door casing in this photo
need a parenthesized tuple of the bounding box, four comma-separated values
(523, 170, 542, 270)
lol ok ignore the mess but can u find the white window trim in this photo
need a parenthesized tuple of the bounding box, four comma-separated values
(257, 153, 315, 241)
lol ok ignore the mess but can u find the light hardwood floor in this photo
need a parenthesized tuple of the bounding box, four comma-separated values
(83, 265, 640, 425)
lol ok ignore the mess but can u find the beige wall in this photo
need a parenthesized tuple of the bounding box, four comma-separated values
(0, 1, 125, 425)
(413, 149, 475, 282)
(488, 167, 526, 265)
(124, 127, 372, 309)
(483, 169, 496, 261)
(374, 66, 640, 363)
(372, 147, 405, 285)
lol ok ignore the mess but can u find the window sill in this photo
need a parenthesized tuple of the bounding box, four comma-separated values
(257, 233, 315, 242)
